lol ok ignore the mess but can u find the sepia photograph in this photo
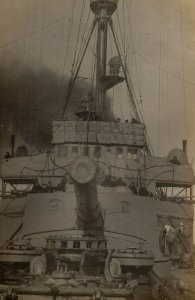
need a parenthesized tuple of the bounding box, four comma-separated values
(0, 0, 195, 299)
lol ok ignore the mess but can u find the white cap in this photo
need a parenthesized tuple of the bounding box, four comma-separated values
(164, 225, 170, 231)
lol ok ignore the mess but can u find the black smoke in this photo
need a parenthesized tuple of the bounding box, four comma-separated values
(0, 61, 114, 151)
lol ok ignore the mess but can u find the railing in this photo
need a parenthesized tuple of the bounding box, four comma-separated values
(159, 196, 195, 204)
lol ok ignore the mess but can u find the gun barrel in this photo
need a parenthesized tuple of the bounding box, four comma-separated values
(69, 156, 104, 231)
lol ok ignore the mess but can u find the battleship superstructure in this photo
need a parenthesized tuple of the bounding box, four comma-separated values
(0, 0, 194, 299)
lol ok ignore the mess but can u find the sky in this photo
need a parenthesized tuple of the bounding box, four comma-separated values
(0, 0, 195, 162)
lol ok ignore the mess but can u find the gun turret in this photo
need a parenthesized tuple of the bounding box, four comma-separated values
(69, 156, 104, 232)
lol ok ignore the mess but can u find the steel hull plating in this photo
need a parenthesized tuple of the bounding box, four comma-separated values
(0, 186, 193, 258)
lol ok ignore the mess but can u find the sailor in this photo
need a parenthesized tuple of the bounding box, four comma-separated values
(80, 95, 89, 111)
(31, 181, 42, 192)
(178, 222, 184, 235)
(177, 222, 191, 254)
(129, 182, 137, 195)
(30, 254, 46, 275)
(131, 118, 140, 124)
(4, 152, 11, 159)
(43, 181, 54, 192)
(57, 177, 66, 192)
(80, 93, 94, 111)
(138, 183, 149, 196)
(170, 155, 181, 165)
(59, 264, 66, 273)
(160, 225, 178, 258)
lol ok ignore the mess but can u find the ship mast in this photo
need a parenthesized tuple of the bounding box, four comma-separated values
(90, 0, 152, 154)
(60, 0, 152, 154)
(90, 0, 118, 120)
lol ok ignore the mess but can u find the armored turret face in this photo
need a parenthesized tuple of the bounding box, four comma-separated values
(69, 156, 104, 232)
(69, 156, 97, 184)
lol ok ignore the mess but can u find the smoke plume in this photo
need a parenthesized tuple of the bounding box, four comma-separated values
(0, 60, 114, 153)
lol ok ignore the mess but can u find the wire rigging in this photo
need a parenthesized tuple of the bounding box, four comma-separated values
(179, 0, 188, 138)
(116, 10, 126, 58)
(22, 0, 30, 143)
(72, 0, 86, 75)
(56, 2, 75, 119)
(57, 0, 67, 81)
(89, 29, 97, 94)
(109, 20, 154, 154)
(0, 18, 63, 51)
(125, 0, 143, 109)
(38, 0, 46, 69)
(59, 20, 97, 120)
(60, 2, 74, 86)
(157, 0, 164, 155)
(74, 10, 92, 73)
(164, 8, 171, 151)
(18, 0, 29, 139)
(110, 23, 139, 115)
(122, 0, 126, 53)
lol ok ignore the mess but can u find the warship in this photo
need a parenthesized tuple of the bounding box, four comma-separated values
(0, 0, 194, 299)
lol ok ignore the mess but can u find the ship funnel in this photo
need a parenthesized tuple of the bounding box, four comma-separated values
(69, 156, 104, 232)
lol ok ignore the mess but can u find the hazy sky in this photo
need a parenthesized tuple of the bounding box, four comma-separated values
(0, 0, 195, 161)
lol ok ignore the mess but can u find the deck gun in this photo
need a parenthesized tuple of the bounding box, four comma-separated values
(69, 155, 104, 232)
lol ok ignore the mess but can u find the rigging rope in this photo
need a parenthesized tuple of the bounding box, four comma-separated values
(74, 12, 95, 70)
(22, 0, 30, 142)
(39, 0, 45, 69)
(72, 0, 86, 75)
(110, 20, 153, 147)
(89, 29, 97, 94)
(116, 10, 126, 58)
(158, 0, 164, 155)
(164, 7, 171, 151)
(179, 0, 188, 138)
(18, 0, 29, 139)
(122, 0, 126, 53)
(0, 19, 62, 50)
(58, 0, 68, 80)
(59, 20, 97, 120)
(128, 42, 195, 87)
(55, 3, 74, 120)
(61, 2, 74, 85)
(125, 0, 143, 113)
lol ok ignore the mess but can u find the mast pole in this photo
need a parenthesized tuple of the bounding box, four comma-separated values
(90, 0, 118, 120)
(96, 8, 108, 120)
